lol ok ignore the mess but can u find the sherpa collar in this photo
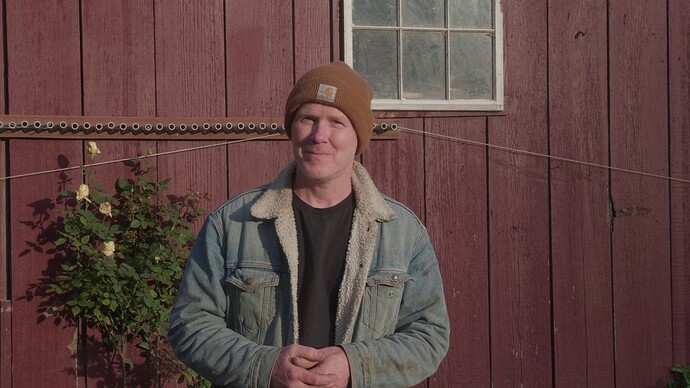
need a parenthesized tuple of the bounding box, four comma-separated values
(250, 160, 396, 222)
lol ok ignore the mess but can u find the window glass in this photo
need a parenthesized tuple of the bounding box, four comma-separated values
(449, 0, 493, 28)
(450, 32, 493, 99)
(353, 0, 397, 26)
(401, 0, 444, 28)
(353, 30, 399, 99)
(402, 31, 446, 99)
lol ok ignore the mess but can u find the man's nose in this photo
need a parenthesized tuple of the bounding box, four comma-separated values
(311, 121, 329, 142)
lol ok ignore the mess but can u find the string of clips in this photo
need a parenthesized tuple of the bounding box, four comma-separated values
(0, 119, 688, 185)
(0, 116, 397, 137)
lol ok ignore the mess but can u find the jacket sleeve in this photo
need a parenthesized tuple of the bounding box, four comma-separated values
(168, 215, 280, 387)
(340, 228, 451, 387)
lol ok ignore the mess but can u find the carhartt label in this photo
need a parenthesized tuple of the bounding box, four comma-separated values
(317, 84, 337, 102)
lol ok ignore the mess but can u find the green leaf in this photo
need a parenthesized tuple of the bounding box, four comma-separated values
(131, 219, 141, 228)
(71, 305, 81, 316)
(80, 235, 90, 244)
(117, 177, 130, 190)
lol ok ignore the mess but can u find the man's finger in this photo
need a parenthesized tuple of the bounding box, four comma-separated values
(301, 371, 338, 387)
(291, 356, 320, 369)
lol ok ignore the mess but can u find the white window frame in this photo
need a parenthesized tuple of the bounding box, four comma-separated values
(343, 0, 504, 111)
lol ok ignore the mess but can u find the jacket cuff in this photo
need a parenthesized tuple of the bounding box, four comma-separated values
(340, 342, 368, 387)
(252, 346, 281, 388)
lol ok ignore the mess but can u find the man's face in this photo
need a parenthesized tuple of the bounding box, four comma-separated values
(291, 103, 358, 187)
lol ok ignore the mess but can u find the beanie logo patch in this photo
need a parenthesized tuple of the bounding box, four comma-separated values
(316, 84, 337, 102)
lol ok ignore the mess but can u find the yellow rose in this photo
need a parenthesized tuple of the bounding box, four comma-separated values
(87, 141, 101, 158)
(99, 202, 113, 217)
(75, 184, 90, 201)
(101, 241, 116, 257)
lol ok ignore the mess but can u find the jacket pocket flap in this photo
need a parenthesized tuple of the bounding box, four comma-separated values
(226, 269, 279, 291)
(366, 272, 412, 287)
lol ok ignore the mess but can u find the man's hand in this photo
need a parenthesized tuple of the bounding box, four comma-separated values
(308, 347, 351, 388)
(270, 344, 338, 387)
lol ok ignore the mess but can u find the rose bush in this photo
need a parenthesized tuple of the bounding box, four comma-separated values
(46, 143, 209, 387)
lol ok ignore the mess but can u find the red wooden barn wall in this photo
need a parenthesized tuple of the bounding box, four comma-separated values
(0, 0, 688, 387)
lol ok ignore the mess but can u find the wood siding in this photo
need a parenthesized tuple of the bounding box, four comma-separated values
(0, 0, 688, 387)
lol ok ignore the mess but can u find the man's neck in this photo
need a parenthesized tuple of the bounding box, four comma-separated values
(293, 179, 353, 209)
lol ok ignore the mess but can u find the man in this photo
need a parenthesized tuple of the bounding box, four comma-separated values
(168, 61, 450, 387)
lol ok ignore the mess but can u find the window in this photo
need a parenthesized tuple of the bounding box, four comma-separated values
(344, 0, 503, 111)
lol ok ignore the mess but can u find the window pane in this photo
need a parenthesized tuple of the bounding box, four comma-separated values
(353, 0, 398, 26)
(402, 31, 446, 99)
(402, 0, 444, 27)
(450, 32, 493, 99)
(449, 0, 492, 28)
(353, 30, 399, 99)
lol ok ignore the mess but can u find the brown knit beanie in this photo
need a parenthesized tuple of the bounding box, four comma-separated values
(284, 61, 374, 155)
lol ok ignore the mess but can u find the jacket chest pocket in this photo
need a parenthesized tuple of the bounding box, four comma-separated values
(225, 267, 281, 342)
(360, 271, 413, 338)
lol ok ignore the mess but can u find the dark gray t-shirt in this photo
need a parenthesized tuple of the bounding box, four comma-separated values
(293, 192, 354, 348)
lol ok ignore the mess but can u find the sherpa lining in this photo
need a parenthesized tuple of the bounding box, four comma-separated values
(250, 161, 396, 343)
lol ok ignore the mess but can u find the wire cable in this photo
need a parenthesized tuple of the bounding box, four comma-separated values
(398, 126, 690, 184)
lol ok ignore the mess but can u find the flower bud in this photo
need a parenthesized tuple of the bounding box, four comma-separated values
(87, 141, 101, 158)
(76, 184, 90, 201)
(100, 241, 116, 257)
(99, 202, 113, 217)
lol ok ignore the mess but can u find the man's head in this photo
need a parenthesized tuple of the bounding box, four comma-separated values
(284, 61, 374, 156)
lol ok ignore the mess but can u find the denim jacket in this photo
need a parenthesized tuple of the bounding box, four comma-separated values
(168, 161, 450, 387)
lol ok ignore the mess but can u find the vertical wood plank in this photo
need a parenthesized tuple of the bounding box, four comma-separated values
(81, 2, 158, 385)
(0, 0, 5, 113)
(487, 0, 551, 386)
(331, 0, 341, 60)
(9, 139, 82, 388)
(154, 0, 228, 219)
(155, 0, 225, 117)
(0, 3, 8, 383)
(548, 1, 615, 386)
(294, 0, 332, 78)
(0, 141, 9, 388)
(226, 0, 296, 196)
(5, 0, 82, 386)
(0, 6, 7, 379)
(0, 299, 10, 388)
(363, 119, 424, 216)
(425, 117, 490, 387)
(5, 0, 81, 115)
(363, 119, 427, 388)
(668, 0, 690, 365)
(609, 1, 673, 385)
(82, 0, 155, 117)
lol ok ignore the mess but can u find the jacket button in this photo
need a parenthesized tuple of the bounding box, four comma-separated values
(245, 277, 254, 286)
(391, 275, 399, 281)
